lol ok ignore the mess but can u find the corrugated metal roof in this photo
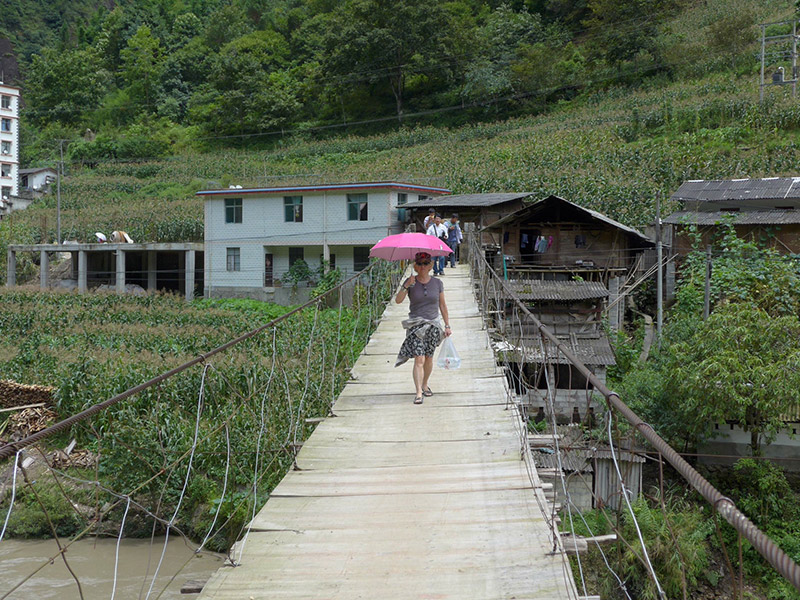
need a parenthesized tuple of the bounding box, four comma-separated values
(664, 209, 800, 226)
(482, 195, 653, 245)
(508, 280, 609, 301)
(494, 334, 617, 366)
(533, 450, 593, 472)
(671, 178, 800, 203)
(401, 192, 533, 208)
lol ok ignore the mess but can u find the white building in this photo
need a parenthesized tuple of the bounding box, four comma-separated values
(19, 167, 57, 192)
(200, 181, 450, 300)
(0, 83, 20, 207)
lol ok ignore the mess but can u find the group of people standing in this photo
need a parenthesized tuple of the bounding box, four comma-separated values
(422, 209, 462, 276)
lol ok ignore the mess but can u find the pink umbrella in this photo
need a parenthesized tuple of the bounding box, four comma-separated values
(369, 232, 452, 261)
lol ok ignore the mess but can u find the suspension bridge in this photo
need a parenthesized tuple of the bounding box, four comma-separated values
(3, 252, 800, 599)
(198, 265, 578, 599)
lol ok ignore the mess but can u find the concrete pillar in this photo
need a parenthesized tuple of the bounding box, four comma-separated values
(40, 250, 49, 289)
(322, 242, 330, 270)
(185, 250, 195, 301)
(6, 250, 16, 286)
(147, 251, 157, 291)
(78, 251, 87, 293)
(116, 249, 126, 294)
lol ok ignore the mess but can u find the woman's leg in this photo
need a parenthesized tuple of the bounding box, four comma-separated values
(413, 356, 425, 397)
(422, 355, 434, 391)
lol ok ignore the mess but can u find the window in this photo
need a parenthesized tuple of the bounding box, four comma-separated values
(353, 247, 370, 272)
(284, 196, 303, 222)
(1, 119, 10, 132)
(347, 193, 368, 221)
(1, 164, 10, 178)
(0, 96, 9, 109)
(418, 195, 429, 202)
(1, 186, 11, 199)
(397, 193, 407, 205)
(226, 248, 240, 271)
(1, 141, 10, 155)
(225, 198, 242, 223)
(21, 175, 28, 188)
(289, 247, 304, 267)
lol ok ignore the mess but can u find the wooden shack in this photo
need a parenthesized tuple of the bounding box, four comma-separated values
(483, 196, 652, 424)
(665, 177, 800, 255)
(483, 195, 653, 284)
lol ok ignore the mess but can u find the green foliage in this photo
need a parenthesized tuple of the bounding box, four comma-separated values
(0, 269, 398, 547)
(672, 304, 800, 455)
(566, 494, 711, 599)
(283, 259, 314, 288)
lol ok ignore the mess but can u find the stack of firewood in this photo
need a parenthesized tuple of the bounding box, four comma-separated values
(0, 380, 55, 409)
(7, 406, 56, 438)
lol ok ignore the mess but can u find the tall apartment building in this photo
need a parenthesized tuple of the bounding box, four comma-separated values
(0, 83, 20, 201)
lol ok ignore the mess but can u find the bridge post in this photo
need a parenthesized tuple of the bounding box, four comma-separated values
(185, 249, 195, 301)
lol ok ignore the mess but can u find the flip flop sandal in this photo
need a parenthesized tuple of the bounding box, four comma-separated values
(414, 396, 423, 404)
(422, 387, 433, 397)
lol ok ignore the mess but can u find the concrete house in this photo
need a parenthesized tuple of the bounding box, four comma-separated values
(19, 167, 57, 192)
(0, 83, 20, 213)
(200, 182, 450, 302)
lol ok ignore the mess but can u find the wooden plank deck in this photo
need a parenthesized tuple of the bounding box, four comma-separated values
(198, 265, 578, 599)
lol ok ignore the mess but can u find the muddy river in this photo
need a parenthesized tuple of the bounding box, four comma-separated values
(0, 537, 224, 599)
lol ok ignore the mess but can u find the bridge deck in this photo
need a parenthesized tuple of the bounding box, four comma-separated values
(199, 266, 577, 599)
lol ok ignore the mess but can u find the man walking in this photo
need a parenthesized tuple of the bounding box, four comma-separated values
(426, 214, 448, 275)
(446, 214, 461, 268)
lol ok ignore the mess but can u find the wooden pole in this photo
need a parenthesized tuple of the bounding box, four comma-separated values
(704, 246, 712, 320)
(656, 191, 663, 346)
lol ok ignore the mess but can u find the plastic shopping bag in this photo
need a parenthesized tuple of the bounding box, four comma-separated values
(437, 337, 462, 370)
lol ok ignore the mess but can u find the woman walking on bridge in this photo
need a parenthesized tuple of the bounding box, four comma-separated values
(394, 252, 452, 404)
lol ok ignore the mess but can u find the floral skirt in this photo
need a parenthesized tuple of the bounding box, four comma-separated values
(395, 323, 441, 367)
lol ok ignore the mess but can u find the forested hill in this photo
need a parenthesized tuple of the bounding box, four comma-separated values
(0, 0, 792, 164)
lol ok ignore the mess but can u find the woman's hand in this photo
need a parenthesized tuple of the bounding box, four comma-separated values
(405, 276, 416, 289)
(444, 326, 452, 337)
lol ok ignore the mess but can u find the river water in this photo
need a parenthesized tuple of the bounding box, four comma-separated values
(0, 537, 224, 599)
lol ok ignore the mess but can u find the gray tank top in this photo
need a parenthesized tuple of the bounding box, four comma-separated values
(407, 277, 443, 320)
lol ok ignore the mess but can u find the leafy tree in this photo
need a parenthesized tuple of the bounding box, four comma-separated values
(25, 47, 109, 125)
(583, 0, 666, 65)
(120, 25, 166, 114)
(671, 303, 800, 456)
(322, 0, 450, 121)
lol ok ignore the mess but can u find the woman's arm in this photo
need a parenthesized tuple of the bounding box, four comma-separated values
(439, 292, 451, 336)
(396, 276, 416, 304)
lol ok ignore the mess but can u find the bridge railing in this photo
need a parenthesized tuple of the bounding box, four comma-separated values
(466, 232, 800, 597)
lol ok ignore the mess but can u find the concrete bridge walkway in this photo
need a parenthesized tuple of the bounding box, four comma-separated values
(199, 265, 578, 599)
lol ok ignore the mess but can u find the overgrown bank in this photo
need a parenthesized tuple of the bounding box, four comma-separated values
(0, 265, 397, 553)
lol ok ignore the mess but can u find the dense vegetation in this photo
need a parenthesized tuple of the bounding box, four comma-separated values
(582, 222, 800, 599)
(3, 0, 784, 149)
(0, 263, 398, 552)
